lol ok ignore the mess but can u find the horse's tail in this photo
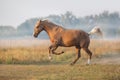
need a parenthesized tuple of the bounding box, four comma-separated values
(88, 27, 103, 37)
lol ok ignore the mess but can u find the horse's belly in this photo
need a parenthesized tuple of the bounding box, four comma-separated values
(62, 37, 79, 47)
(62, 35, 89, 47)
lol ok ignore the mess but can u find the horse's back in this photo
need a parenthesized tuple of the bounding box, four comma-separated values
(61, 29, 90, 47)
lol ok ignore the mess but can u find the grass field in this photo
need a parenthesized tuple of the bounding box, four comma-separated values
(0, 64, 120, 80)
(0, 39, 120, 80)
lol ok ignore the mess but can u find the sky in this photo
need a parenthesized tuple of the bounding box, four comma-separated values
(0, 0, 120, 28)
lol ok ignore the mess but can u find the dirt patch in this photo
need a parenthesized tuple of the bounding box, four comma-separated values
(93, 53, 120, 64)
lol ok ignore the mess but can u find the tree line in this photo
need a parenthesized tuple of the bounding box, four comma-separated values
(0, 11, 120, 39)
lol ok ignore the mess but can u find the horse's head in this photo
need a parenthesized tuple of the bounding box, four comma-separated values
(33, 20, 44, 38)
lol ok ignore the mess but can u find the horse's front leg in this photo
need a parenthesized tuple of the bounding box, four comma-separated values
(48, 45, 64, 60)
(48, 45, 57, 60)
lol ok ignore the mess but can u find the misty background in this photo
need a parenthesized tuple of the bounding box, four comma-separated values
(0, 0, 120, 39)
(0, 11, 120, 39)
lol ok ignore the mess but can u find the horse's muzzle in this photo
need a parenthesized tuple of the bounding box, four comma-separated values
(33, 33, 38, 38)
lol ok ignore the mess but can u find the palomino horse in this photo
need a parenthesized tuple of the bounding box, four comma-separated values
(33, 20, 102, 65)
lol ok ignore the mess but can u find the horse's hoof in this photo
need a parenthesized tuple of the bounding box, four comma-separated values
(48, 56, 52, 60)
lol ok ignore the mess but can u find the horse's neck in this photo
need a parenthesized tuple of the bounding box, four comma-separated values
(43, 23, 54, 33)
(43, 23, 64, 42)
(43, 23, 57, 40)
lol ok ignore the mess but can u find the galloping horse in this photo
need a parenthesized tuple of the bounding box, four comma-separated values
(33, 20, 102, 65)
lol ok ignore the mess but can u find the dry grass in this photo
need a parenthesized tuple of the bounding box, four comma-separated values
(0, 39, 120, 64)
(0, 64, 120, 80)
(90, 39, 120, 56)
(0, 39, 120, 80)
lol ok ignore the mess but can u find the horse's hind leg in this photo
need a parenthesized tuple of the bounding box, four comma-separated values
(71, 46, 81, 65)
(83, 48, 92, 64)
